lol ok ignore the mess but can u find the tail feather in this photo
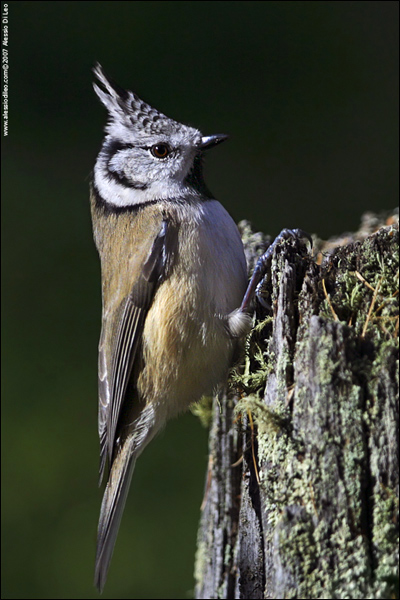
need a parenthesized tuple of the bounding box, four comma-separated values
(94, 444, 137, 593)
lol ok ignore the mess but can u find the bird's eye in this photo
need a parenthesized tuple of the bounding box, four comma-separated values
(151, 143, 171, 159)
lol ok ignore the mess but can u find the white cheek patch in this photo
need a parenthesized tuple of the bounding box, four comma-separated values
(94, 160, 196, 208)
(94, 163, 144, 207)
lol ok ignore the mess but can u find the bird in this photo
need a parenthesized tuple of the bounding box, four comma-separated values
(90, 63, 252, 592)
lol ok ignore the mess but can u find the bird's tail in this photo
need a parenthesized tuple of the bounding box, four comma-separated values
(94, 442, 137, 593)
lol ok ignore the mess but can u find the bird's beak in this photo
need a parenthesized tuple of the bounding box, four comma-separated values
(200, 134, 229, 150)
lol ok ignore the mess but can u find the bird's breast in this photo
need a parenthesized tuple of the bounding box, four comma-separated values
(138, 200, 248, 415)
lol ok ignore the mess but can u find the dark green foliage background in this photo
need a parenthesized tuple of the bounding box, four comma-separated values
(2, 2, 398, 598)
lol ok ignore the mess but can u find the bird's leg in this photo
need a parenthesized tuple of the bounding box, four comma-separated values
(240, 228, 312, 313)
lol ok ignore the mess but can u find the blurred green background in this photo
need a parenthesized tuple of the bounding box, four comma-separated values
(2, 2, 398, 598)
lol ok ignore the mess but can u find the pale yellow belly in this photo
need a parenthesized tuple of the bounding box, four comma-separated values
(138, 273, 238, 419)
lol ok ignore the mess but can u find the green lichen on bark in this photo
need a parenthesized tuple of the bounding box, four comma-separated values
(195, 213, 398, 600)
(245, 222, 398, 598)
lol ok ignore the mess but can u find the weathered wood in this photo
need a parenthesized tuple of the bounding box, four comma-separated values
(195, 212, 399, 599)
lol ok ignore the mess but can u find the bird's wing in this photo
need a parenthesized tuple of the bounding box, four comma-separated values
(97, 219, 177, 483)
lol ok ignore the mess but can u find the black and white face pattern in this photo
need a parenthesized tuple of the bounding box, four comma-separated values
(92, 64, 204, 208)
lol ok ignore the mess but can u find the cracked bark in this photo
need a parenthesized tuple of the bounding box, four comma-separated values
(194, 211, 399, 600)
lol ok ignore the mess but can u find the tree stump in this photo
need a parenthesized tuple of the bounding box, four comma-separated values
(194, 211, 399, 600)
